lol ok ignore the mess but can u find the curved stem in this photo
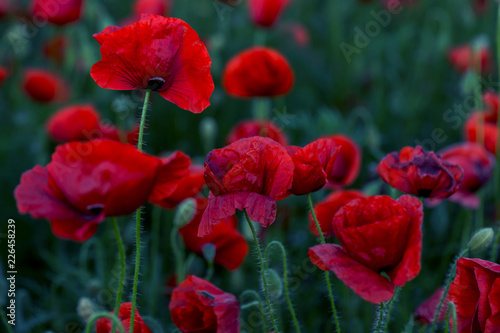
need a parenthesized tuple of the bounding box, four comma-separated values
(129, 89, 151, 333)
(307, 194, 341, 332)
(85, 312, 125, 333)
(264, 241, 302, 333)
(111, 217, 126, 333)
(244, 210, 281, 333)
(430, 248, 469, 333)
(239, 290, 267, 333)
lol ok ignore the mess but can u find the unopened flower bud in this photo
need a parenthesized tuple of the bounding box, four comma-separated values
(77, 297, 95, 323)
(468, 228, 494, 252)
(265, 269, 283, 300)
(202, 243, 216, 264)
(174, 198, 196, 228)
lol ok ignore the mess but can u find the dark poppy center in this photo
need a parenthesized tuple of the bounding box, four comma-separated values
(417, 189, 433, 197)
(86, 203, 105, 216)
(147, 77, 166, 91)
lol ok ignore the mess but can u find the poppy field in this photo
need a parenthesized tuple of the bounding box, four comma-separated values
(2, 0, 500, 332)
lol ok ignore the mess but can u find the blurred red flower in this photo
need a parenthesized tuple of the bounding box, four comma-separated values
(199, 136, 294, 236)
(324, 134, 362, 188)
(223, 47, 294, 98)
(287, 138, 341, 195)
(14, 139, 188, 241)
(91, 14, 213, 114)
(377, 146, 463, 198)
(449, 258, 500, 333)
(0, 66, 8, 85)
(31, 0, 83, 26)
(309, 195, 423, 303)
(134, 0, 171, 16)
(438, 142, 495, 208)
(248, 0, 291, 27)
(148, 154, 203, 209)
(465, 93, 499, 156)
(414, 287, 449, 325)
(448, 44, 492, 74)
(43, 36, 66, 63)
(280, 22, 310, 47)
(179, 198, 248, 270)
(170, 275, 240, 333)
(226, 120, 288, 146)
(308, 190, 366, 237)
(95, 302, 152, 333)
(22, 69, 69, 103)
(46, 104, 139, 144)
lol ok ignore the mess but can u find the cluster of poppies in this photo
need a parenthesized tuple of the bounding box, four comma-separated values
(7, 0, 500, 332)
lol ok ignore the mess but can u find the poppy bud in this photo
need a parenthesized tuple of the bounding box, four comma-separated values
(202, 243, 216, 264)
(200, 117, 218, 150)
(174, 198, 197, 228)
(77, 297, 95, 323)
(468, 228, 494, 252)
(265, 269, 283, 300)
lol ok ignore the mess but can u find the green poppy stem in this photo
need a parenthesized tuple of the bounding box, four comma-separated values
(264, 241, 302, 333)
(244, 210, 281, 333)
(129, 89, 151, 333)
(307, 193, 341, 333)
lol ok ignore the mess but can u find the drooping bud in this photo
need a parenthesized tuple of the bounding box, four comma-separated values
(202, 243, 216, 264)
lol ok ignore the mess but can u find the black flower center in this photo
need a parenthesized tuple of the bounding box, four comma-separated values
(86, 204, 105, 216)
(147, 77, 166, 91)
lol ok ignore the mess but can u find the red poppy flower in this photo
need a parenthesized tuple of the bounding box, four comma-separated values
(226, 120, 288, 146)
(438, 143, 495, 208)
(465, 109, 499, 156)
(248, 0, 291, 27)
(179, 198, 248, 270)
(448, 44, 492, 74)
(46, 105, 100, 142)
(91, 14, 213, 114)
(287, 138, 341, 195)
(134, 0, 171, 16)
(0, 1, 9, 18)
(414, 287, 449, 325)
(14, 139, 186, 242)
(43, 36, 66, 63)
(170, 275, 240, 333)
(23, 69, 69, 103)
(0, 66, 8, 85)
(449, 258, 500, 333)
(280, 22, 309, 47)
(95, 302, 152, 333)
(148, 155, 203, 209)
(308, 190, 366, 237)
(31, 0, 83, 26)
(323, 134, 362, 188)
(46, 104, 140, 144)
(198, 136, 294, 236)
(309, 195, 423, 303)
(377, 146, 464, 198)
(483, 91, 499, 119)
(223, 47, 294, 98)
